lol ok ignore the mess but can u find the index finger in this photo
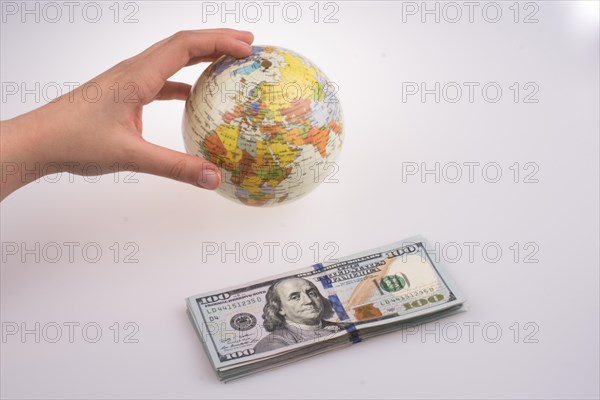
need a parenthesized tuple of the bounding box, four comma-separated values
(140, 29, 254, 82)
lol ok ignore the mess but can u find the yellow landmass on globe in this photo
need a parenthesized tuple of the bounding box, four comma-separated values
(269, 141, 297, 166)
(216, 125, 240, 152)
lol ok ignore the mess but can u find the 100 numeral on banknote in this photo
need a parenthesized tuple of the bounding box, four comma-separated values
(186, 239, 465, 380)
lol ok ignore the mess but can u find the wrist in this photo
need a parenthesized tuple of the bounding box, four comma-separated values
(0, 107, 60, 200)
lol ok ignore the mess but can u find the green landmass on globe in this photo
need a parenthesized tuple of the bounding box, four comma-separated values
(183, 45, 344, 207)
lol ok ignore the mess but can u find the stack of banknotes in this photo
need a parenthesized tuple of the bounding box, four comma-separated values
(186, 238, 465, 382)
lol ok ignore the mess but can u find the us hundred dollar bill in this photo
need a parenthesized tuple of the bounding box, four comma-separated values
(186, 238, 465, 381)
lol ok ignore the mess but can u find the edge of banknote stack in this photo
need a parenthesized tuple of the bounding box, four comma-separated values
(186, 236, 466, 382)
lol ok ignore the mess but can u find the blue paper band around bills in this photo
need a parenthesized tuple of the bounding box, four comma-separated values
(312, 263, 361, 344)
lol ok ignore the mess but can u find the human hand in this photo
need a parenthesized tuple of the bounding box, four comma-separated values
(0, 28, 254, 201)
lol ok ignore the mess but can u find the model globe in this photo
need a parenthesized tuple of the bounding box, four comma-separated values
(182, 45, 344, 206)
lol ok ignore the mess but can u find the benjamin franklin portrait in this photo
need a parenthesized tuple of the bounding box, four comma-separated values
(254, 277, 342, 354)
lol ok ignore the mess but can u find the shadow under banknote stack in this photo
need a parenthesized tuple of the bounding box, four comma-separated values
(186, 238, 466, 382)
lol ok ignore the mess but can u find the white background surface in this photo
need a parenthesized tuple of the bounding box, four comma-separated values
(1, 1, 599, 399)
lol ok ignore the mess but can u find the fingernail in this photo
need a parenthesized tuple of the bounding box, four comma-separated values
(198, 166, 220, 190)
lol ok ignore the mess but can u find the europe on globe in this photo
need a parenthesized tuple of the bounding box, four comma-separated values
(182, 45, 344, 206)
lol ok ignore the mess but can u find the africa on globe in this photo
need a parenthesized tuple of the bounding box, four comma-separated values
(182, 46, 344, 206)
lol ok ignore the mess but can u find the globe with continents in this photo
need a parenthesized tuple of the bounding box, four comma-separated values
(182, 45, 344, 206)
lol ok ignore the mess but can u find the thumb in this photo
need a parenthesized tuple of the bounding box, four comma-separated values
(132, 140, 221, 190)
